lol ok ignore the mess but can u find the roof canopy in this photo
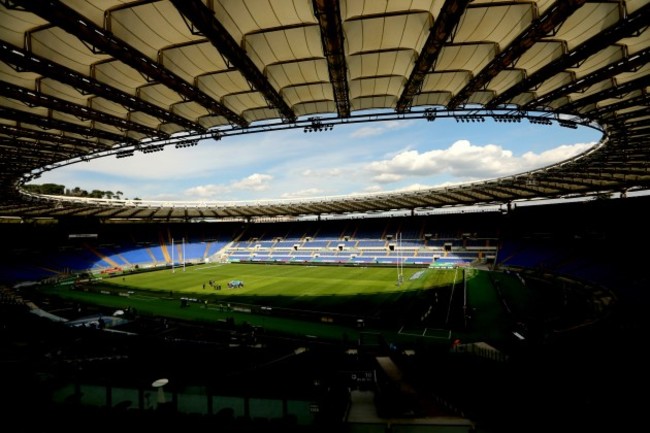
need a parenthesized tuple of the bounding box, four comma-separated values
(1, 0, 649, 220)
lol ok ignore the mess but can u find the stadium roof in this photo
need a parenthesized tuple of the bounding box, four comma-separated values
(1, 0, 649, 221)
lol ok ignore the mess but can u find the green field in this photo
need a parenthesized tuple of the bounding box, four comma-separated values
(39, 263, 472, 343)
(109, 262, 459, 297)
(39, 262, 596, 349)
(99, 262, 463, 321)
(43, 262, 583, 348)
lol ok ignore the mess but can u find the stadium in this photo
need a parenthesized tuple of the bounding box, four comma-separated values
(0, 1, 649, 432)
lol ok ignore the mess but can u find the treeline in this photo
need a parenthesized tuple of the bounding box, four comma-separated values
(22, 183, 139, 200)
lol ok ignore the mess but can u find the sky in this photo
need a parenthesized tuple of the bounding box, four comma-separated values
(33, 117, 603, 202)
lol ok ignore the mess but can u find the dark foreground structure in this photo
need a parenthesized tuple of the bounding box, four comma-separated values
(1, 196, 648, 433)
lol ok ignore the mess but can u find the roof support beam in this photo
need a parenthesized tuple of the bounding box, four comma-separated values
(0, 124, 103, 150)
(312, 0, 350, 117)
(559, 74, 650, 113)
(527, 48, 650, 110)
(448, 0, 587, 109)
(589, 93, 650, 118)
(396, 0, 470, 113)
(489, 2, 650, 108)
(19, 0, 247, 127)
(0, 81, 166, 139)
(1, 138, 78, 159)
(0, 106, 137, 147)
(0, 41, 203, 132)
(622, 119, 650, 130)
(170, 0, 295, 123)
(610, 107, 650, 123)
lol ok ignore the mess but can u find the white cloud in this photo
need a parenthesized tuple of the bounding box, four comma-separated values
(232, 173, 273, 191)
(184, 173, 273, 199)
(184, 184, 230, 198)
(364, 139, 594, 185)
(372, 173, 404, 183)
(520, 142, 594, 167)
(280, 188, 325, 198)
(351, 126, 386, 138)
(350, 120, 410, 138)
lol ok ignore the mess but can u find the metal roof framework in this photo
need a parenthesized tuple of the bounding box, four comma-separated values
(0, 0, 649, 221)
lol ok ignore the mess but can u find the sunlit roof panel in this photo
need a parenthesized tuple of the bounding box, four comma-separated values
(347, 50, 416, 81)
(435, 44, 497, 73)
(568, 46, 626, 78)
(197, 72, 252, 100)
(170, 101, 210, 124)
(245, 26, 323, 72)
(109, 2, 200, 60)
(60, 0, 124, 28)
(241, 106, 284, 124)
(292, 100, 338, 118)
(162, 42, 230, 85)
(488, 70, 527, 96)
(39, 79, 91, 106)
(29, 27, 110, 75)
(349, 76, 405, 102)
(138, 84, 183, 110)
(410, 91, 451, 107)
(516, 42, 565, 75)
(421, 71, 470, 95)
(554, 3, 621, 51)
(345, 13, 432, 56)
(351, 95, 398, 112)
(282, 83, 333, 108)
(454, 4, 534, 48)
(94, 61, 148, 95)
(215, 0, 317, 42)
(223, 92, 271, 118)
(267, 59, 331, 91)
(0, 7, 47, 47)
(0, 62, 39, 88)
(343, 0, 441, 19)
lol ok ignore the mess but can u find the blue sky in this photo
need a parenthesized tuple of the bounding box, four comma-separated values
(34, 117, 603, 202)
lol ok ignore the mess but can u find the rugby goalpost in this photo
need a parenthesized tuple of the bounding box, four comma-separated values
(396, 232, 404, 286)
(171, 237, 186, 273)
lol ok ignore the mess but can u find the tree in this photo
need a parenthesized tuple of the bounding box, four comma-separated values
(22, 183, 132, 199)
(23, 183, 65, 195)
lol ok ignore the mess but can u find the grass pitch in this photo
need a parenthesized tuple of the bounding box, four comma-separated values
(39, 263, 466, 341)
(36, 262, 597, 348)
(96, 263, 463, 319)
(109, 262, 459, 297)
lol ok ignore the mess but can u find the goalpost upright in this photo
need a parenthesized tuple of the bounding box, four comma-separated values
(396, 232, 404, 286)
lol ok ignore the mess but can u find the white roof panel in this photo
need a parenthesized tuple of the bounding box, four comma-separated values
(139, 83, 183, 110)
(109, 2, 200, 60)
(347, 50, 417, 81)
(94, 61, 147, 95)
(454, 4, 535, 47)
(435, 44, 497, 73)
(345, 13, 432, 56)
(554, 3, 621, 51)
(266, 59, 331, 91)
(162, 42, 229, 85)
(30, 27, 109, 75)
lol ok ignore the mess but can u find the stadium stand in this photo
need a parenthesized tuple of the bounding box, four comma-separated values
(1, 195, 649, 433)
